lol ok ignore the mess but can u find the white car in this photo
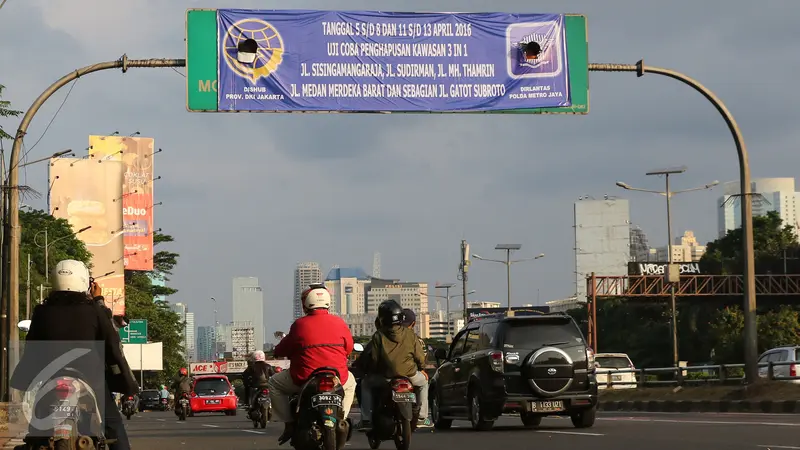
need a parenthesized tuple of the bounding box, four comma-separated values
(757, 346, 799, 383)
(595, 353, 637, 389)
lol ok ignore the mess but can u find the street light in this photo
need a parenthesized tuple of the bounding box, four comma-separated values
(237, 39, 259, 64)
(472, 245, 545, 313)
(19, 149, 73, 169)
(211, 297, 218, 361)
(33, 226, 92, 282)
(616, 167, 719, 368)
(425, 285, 476, 342)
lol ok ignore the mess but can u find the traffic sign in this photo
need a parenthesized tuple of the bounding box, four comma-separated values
(185, 10, 588, 114)
(120, 319, 147, 344)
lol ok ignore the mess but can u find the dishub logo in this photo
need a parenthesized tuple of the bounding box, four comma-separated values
(505, 20, 564, 79)
(223, 18, 286, 82)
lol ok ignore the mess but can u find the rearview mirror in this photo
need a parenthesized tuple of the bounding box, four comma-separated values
(353, 343, 364, 352)
(434, 348, 447, 361)
(18, 320, 31, 332)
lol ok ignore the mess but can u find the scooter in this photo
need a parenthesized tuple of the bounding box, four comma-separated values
(248, 388, 271, 429)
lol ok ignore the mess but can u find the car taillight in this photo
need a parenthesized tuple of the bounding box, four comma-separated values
(318, 377, 335, 392)
(261, 389, 269, 395)
(791, 364, 797, 377)
(391, 379, 413, 393)
(586, 347, 595, 371)
(489, 351, 503, 373)
(54, 379, 73, 401)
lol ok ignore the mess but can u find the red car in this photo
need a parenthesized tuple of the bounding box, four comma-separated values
(189, 375, 238, 416)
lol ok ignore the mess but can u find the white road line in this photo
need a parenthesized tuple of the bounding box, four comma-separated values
(757, 446, 800, 449)
(242, 430, 265, 434)
(202, 424, 220, 428)
(535, 430, 604, 436)
(156, 418, 165, 422)
(599, 417, 800, 427)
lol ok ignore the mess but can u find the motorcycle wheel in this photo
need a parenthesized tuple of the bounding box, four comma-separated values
(259, 406, 267, 429)
(321, 427, 337, 450)
(392, 420, 412, 450)
(125, 413, 131, 420)
(179, 408, 187, 421)
(367, 432, 381, 450)
(53, 440, 74, 450)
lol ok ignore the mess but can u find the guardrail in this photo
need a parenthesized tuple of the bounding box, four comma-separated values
(597, 360, 799, 389)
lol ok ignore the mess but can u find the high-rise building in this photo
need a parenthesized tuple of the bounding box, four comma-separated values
(149, 272, 166, 303)
(232, 277, 264, 352)
(574, 198, 630, 299)
(230, 321, 256, 358)
(365, 278, 429, 314)
(196, 326, 215, 362)
(169, 302, 195, 361)
(629, 225, 650, 262)
(718, 178, 800, 240)
(654, 230, 707, 262)
(294, 262, 322, 320)
(323, 267, 371, 316)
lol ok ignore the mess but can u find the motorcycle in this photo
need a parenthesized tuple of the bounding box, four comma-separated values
(287, 367, 352, 450)
(176, 393, 191, 421)
(364, 377, 418, 450)
(248, 388, 271, 429)
(16, 369, 110, 450)
(160, 398, 169, 411)
(121, 396, 136, 420)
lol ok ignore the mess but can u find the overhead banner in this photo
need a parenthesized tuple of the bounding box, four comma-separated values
(49, 158, 126, 315)
(466, 306, 550, 320)
(217, 9, 570, 112)
(88, 135, 155, 271)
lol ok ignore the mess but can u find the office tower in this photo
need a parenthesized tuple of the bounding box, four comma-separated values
(574, 198, 631, 299)
(294, 262, 322, 320)
(169, 302, 195, 361)
(323, 267, 370, 315)
(232, 277, 264, 352)
(196, 326, 215, 361)
(718, 178, 799, 241)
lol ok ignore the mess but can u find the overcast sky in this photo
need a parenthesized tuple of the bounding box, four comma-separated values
(1, 1, 797, 340)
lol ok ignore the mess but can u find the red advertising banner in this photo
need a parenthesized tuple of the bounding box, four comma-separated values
(89, 135, 155, 271)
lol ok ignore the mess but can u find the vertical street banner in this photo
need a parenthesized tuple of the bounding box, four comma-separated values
(88, 135, 155, 271)
(49, 158, 127, 315)
(217, 9, 570, 112)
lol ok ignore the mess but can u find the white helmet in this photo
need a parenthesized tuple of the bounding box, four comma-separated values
(301, 284, 331, 311)
(52, 260, 90, 293)
(252, 350, 266, 362)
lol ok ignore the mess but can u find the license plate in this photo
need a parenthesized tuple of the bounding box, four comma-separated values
(528, 400, 565, 413)
(611, 375, 622, 381)
(391, 392, 416, 403)
(53, 424, 72, 440)
(258, 398, 269, 403)
(206, 399, 221, 404)
(311, 394, 342, 408)
(179, 399, 189, 405)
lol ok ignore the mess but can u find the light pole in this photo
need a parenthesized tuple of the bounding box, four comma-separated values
(211, 297, 219, 361)
(33, 226, 92, 283)
(425, 287, 476, 342)
(472, 245, 545, 313)
(616, 169, 719, 368)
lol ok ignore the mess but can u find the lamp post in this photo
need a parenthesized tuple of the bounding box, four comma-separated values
(425, 286, 476, 342)
(211, 297, 217, 361)
(616, 169, 719, 368)
(33, 226, 92, 282)
(472, 245, 545, 313)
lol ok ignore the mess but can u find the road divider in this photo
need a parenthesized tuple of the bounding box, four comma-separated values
(598, 399, 800, 414)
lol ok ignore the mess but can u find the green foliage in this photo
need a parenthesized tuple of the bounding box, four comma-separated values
(701, 211, 800, 274)
(19, 209, 92, 314)
(708, 305, 800, 363)
(0, 84, 22, 140)
(123, 231, 186, 387)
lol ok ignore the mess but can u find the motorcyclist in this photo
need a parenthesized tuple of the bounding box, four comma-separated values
(402, 308, 428, 360)
(244, 350, 275, 416)
(171, 368, 192, 415)
(159, 385, 170, 408)
(242, 359, 255, 407)
(356, 300, 431, 430)
(269, 284, 356, 445)
(10, 260, 138, 450)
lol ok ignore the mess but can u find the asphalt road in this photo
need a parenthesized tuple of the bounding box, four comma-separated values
(125, 408, 800, 450)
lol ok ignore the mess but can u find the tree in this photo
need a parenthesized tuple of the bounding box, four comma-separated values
(708, 305, 800, 363)
(701, 211, 800, 274)
(123, 231, 186, 386)
(19, 209, 92, 313)
(0, 83, 22, 140)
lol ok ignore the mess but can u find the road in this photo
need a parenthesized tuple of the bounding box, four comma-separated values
(124, 407, 800, 450)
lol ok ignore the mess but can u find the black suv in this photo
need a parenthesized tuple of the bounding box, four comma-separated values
(429, 313, 598, 431)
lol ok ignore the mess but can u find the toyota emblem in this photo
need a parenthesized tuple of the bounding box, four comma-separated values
(547, 368, 557, 376)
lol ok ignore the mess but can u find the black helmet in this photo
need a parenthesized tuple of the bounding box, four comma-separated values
(378, 300, 404, 327)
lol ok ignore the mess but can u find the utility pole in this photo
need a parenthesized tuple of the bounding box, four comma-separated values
(458, 240, 470, 322)
(25, 254, 30, 320)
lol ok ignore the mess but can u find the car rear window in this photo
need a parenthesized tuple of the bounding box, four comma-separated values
(140, 391, 159, 399)
(595, 356, 631, 369)
(795, 349, 800, 361)
(194, 378, 230, 396)
(503, 319, 583, 348)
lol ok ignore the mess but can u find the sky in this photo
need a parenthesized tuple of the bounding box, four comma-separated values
(1, 0, 798, 341)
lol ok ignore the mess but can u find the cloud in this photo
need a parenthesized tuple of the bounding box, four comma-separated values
(1, 0, 797, 340)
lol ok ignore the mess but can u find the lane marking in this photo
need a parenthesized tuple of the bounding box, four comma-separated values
(242, 430, 264, 434)
(601, 411, 800, 418)
(156, 419, 165, 422)
(599, 417, 800, 427)
(757, 446, 800, 449)
(202, 424, 220, 428)
(535, 430, 604, 436)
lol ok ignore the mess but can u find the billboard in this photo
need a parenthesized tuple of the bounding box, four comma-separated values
(466, 306, 550, 320)
(628, 262, 705, 276)
(122, 342, 164, 371)
(217, 9, 570, 112)
(49, 158, 126, 315)
(88, 135, 155, 271)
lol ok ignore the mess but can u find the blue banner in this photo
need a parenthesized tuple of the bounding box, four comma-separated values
(217, 9, 571, 112)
